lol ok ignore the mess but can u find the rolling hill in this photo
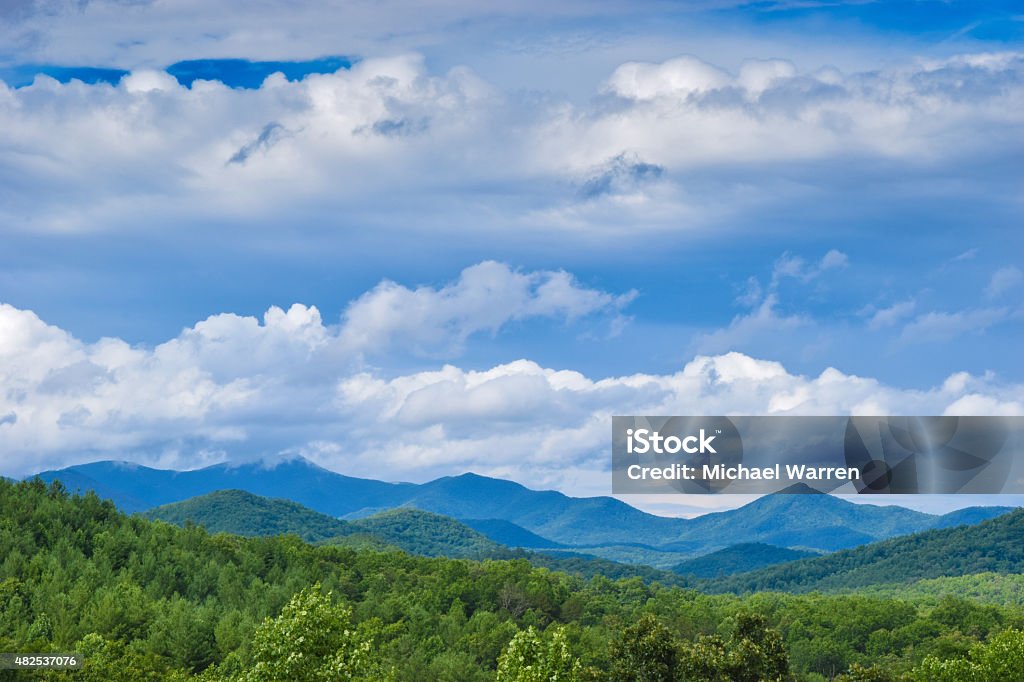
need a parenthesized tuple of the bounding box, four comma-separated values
(144, 489, 692, 585)
(342, 508, 504, 558)
(673, 543, 817, 578)
(850, 572, 1024, 606)
(461, 518, 568, 549)
(145, 490, 504, 558)
(708, 508, 1024, 594)
(143, 489, 353, 542)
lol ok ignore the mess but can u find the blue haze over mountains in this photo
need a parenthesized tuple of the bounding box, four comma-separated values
(31, 458, 1014, 560)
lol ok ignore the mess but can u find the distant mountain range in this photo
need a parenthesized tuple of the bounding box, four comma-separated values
(33, 458, 1015, 566)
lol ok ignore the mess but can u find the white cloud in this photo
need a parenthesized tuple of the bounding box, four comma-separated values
(0, 0, 637, 68)
(770, 249, 848, 287)
(694, 294, 809, 355)
(546, 52, 1024, 175)
(339, 261, 634, 356)
(867, 299, 916, 330)
(332, 351, 1024, 491)
(951, 248, 980, 263)
(735, 276, 763, 307)
(0, 303, 255, 460)
(602, 56, 731, 100)
(737, 59, 798, 96)
(705, 248, 851, 357)
(944, 394, 1024, 417)
(900, 307, 1010, 344)
(986, 266, 1024, 298)
(0, 54, 502, 234)
(819, 249, 849, 271)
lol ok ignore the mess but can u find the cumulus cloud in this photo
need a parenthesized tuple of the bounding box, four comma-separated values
(550, 52, 1024, 173)
(339, 261, 634, 356)
(3, 292, 1022, 493)
(0, 302, 255, 461)
(602, 56, 731, 100)
(273, 351, 1024, 491)
(0, 54, 504, 234)
(0, 261, 631, 472)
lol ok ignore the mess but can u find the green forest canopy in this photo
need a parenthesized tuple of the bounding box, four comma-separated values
(2, 477, 1023, 681)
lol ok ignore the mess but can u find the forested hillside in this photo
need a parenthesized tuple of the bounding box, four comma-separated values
(334, 508, 504, 558)
(145, 489, 693, 585)
(145, 491, 505, 558)
(462, 519, 568, 549)
(710, 509, 1024, 594)
(852, 573, 1024, 607)
(143, 490, 353, 542)
(674, 543, 817, 578)
(3, 477, 1024, 681)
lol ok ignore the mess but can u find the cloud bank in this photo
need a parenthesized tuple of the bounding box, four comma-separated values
(2, 264, 1021, 496)
(2, 51, 1023, 237)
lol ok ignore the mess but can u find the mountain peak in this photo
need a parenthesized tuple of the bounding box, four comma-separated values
(434, 471, 532, 492)
(775, 482, 824, 495)
(450, 471, 490, 481)
(204, 455, 326, 473)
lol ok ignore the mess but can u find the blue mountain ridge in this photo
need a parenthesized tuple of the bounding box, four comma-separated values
(32, 458, 1014, 558)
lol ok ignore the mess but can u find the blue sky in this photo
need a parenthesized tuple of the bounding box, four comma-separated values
(0, 0, 1022, 514)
